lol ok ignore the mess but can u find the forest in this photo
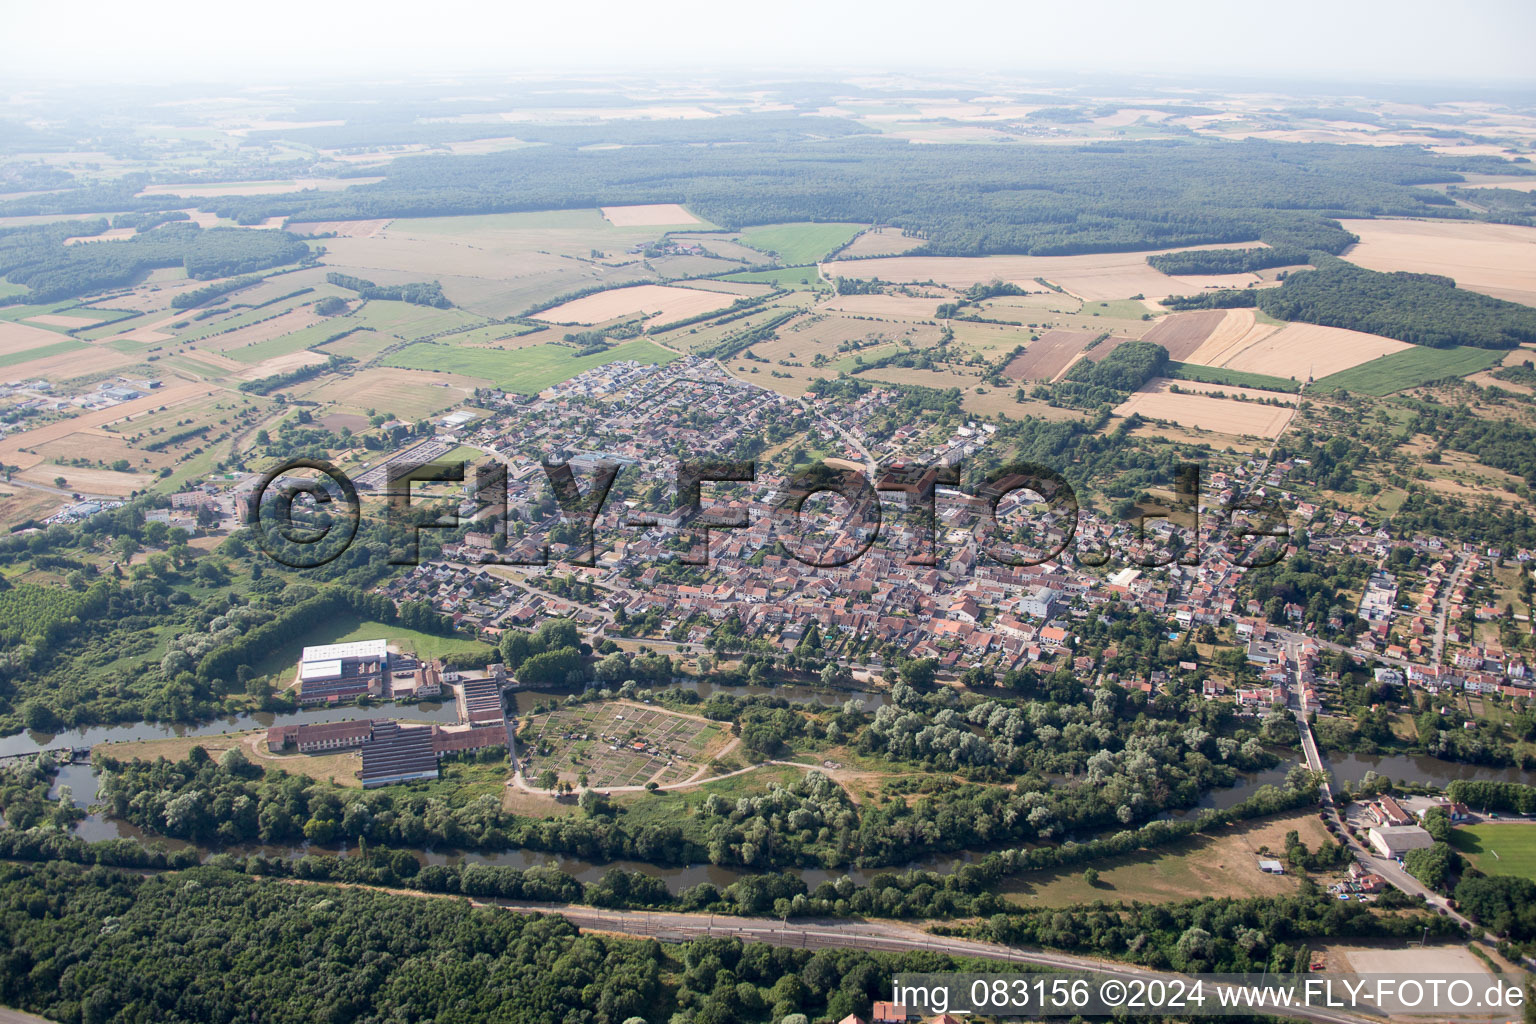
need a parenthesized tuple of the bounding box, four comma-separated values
(0, 859, 971, 1024)
(1053, 341, 1168, 408)
(0, 221, 310, 302)
(1256, 258, 1536, 349)
(0, 136, 1496, 260)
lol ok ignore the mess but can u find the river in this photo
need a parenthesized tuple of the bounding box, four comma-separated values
(1325, 751, 1536, 788)
(20, 689, 1534, 894)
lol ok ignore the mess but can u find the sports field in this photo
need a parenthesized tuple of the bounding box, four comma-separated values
(382, 338, 680, 394)
(1449, 823, 1536, 880)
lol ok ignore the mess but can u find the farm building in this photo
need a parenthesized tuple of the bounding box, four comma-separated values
(1369, 825, 1435, 858)
(1258, 858, 1285, 874)
(360, 721, 439, 788)
(298, 639, 391, 704)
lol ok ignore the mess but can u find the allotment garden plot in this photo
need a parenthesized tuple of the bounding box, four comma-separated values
(520, 702, 728, 789)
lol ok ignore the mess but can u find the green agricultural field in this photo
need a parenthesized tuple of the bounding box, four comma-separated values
(313, 327, 396, 361)
(1450, 824, 1536, 880)
(1316, 345, 1501, 396)
(344, 300, 489, 341)
(228, 319, 355, 363)
(736, 223, 864, 265)
(382, 338, 681, 394)
(440, 322, 541, 347)
(1166, 361, 1302, 393)
(716, 266, 824, 291)
(1081, 299, 1154, 321)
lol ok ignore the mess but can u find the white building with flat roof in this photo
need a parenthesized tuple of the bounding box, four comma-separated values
(297, 639, 390, 704)
(1369, 825, 1435, 858)
(302, 639, 389, 662)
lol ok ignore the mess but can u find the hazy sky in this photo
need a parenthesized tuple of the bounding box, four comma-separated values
(3, 0, 1534, 85)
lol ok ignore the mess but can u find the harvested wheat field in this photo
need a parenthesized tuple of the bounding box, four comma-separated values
(532, 284, 733, 325)
(17, 464, 145, 496)
(238, 350, 329, 380)
(1115, 380, 1296, 438)
(1002, 329, 1099, 381)
(0, 320, 71, 357)
(1218, 322, 1410, 379)
(1, 343, 135, 382)
(1139, 309, 1233, 360)
(297, 367, 480, 420)
(600, 204, 701, 227)
(139, 178, 381, 198)
(287, 219, 392, 237)
(823, 244, 1266, 301)
(30, 431, 174, 473)
(25, 313, 99, 329)
(819, 294, 940, 318)
(1181, 310, 1280, 368)
(1338, 218, 1536, 306)
(837, 227, 928, 258)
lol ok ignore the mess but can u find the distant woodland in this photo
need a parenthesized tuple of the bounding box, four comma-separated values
(0, 221, 309, 302)
(2, 136, 1523, 264)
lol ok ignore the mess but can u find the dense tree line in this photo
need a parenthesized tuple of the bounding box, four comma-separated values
(169, 274, 263, 308)
(1159, 288, 1260, 311)
(976, 886, 1456, 973)
(238, 353, 353, 395)
(1148, 246, 1309, 275)
(1447, 779, 1536, 815)
(1454, 875, 1536, 941)
(324, 271, 451, 307)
